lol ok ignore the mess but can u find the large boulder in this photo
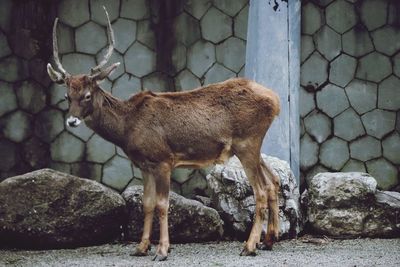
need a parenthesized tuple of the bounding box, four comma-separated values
(206, 154, 302, 240)
(304, 172, 400, 237)
(122, 185, 223, 242)
(0, 169, 127, 249)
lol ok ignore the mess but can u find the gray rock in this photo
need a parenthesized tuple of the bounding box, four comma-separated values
(342, 26, 374, 57)
(234, 4, 248, 40)
(356, 52, 391, 83)
(366, 158, 399, 190)
(361, 109, 396, 139)
(112, 74, 141, 99)
(0, 81, 17, 116)
(206, 154, 302, 240)
(122, 185, 223, 242)
(216, 37, 246, 73)
(102, 156, 133, 192)
(316, 84, 349, 118)
(2, 111, 32, 143)
(15, 80, 46, 114)
(326, 0, 357, 34)
(204, 63, 236, 85)
(0, 56, 29, 82)
(175, 69, 201, 91)
(187, 40, 216, 78)
(120, 0, 150, 20)
(58, 0, 90, 28)
(0, 169, 126, 248)
(314, 25, 341, 61)
(319, 137, 349, 170)
(304, 110, 332, 143)
(301, 52, 328, 88)
(213, 0, 247, 17)
(174, 12, 201, 47)
(75, 22, 107, 55)
(303, 172, 400, 237)
(125, 42, 156, 77)
(350, 136, 381, 162)
(184, 0, 212, 20)
(360, 0, 388, 31)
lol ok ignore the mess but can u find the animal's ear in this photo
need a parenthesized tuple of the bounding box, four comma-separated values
(47, 63, 65, 84)
(90, 62, 120, 82)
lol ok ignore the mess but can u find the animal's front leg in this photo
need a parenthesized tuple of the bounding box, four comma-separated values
(152, 162, 172, 261)
(131, 171, 156, 256)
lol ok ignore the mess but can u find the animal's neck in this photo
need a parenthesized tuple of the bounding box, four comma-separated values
(86, 87, 129, 148)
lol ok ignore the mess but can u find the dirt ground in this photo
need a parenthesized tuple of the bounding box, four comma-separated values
(1, 238, 399, 267)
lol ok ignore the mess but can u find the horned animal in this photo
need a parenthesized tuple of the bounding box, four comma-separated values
(47, 7, 281, 261)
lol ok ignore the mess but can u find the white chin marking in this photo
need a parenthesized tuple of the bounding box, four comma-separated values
(66, 116, 81, 127)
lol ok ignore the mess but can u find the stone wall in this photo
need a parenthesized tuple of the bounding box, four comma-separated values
(300, 0, 400, 191)
(0, 0, 248, 196)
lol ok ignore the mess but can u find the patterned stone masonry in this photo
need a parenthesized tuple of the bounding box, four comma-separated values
(300, 0, 400, 191)
(0, 0, 249, 197)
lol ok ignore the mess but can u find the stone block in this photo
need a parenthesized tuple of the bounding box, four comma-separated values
(0, 81, 17, 116)
(300, 134, 319, 170)
(49, 83, 68, 111)
(184, 0, 212, 19)
(9, 28, 40, 60)
(182, 171, 208, 198)
(15, 80, 46, 114)
(204, 63, 236, 85)
(96, 48, 124, 81)
(172, 43, 187, 73)
(378, 75, 400, 111)
(71, 162, 102, 182)
(2, 111, 32, 143)
(329, 54, 357, 87)
(361, 109, 396, 139)
(300, 52, 328, 89)
(234, 4, 248, 40)
(58, 0, 90, 27)
(112, 18, 137, 54)
(216, 37, 246, 72)
(201, 7, 232, 43)
(67, 123, 94, 142)
(132, 166, 142, 180)
(86, 134, 116, 163)
(334, 108, 365, 141)
(0, 0, 12, 32)
(61, 53, 96, 75)
(314, 25, 341, 61)
(299, 86, 315, 117)
(214, 0, 247, 17)
(394, 53, 400, 78)
(90, 0, 120, 25)
(56, 23, 74, 54)
(342, 26, 374, 57)
(22, 137, 50, 169)
(142, 72, 169, 92)
(345, 79, 377, 115)
(49, 162, 71, 174)
(371, 26, 400, 56)
(350, 136, 382, 162)
(366, 158, 398, 190)
(0, 139, 17, 171)
(121, 0, 150, 20)
(102, 155, 133, 191)
(356, 52, 391, 83)
(317, 84, 349, 118)
(382, 132, 400, 164)
(0, 56, 29, 82)
(172, 168, 194, 184)
(360, 0, 388, 31)
(51, 132, 85, 163)
(29, 58, 51, 87)
(75, 22, 107, 55)
(174, 12, 201, 47)
(0, 31, 11, 59)
(35, 109, 65, 143)
(125, 42, 156, 77)
(137, 20, 155, 50)
(187, 40, 215, 78)
(326, 0, 357, 34)
(112, 73, 141, 100)
(301, 35, 314, 63)
(341, 159, 366, 173)
(100, 78, 112, 92)
(302, 2, 323, 35)
(304, 110, 332, 143)
(320, 137, 349, 170)
(305, 164, 329, 185)
(175, 69, 201, 91)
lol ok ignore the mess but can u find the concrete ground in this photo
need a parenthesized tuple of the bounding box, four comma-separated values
(1, 238, 399, 267)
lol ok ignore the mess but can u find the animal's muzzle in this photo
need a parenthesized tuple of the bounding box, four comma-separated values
(66, 116, 81, 127)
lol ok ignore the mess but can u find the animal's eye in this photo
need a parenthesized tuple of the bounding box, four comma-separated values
(84, 92, 91, 101)
(64, 93, 70, 101)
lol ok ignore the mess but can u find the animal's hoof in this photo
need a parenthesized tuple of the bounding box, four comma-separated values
(257, 243, 273, 251)
(130, 244, 151, 257)
(240, 246, 257, 256)
(130, 248, 148, 257)
(152, 253, 168, 261)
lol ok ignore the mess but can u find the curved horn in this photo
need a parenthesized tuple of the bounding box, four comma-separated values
(91, 6, 115, 74)
(52, 18, 69, 78)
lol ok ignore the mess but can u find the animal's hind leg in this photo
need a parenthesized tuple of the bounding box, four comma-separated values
(234, 148, 268, 256)
(259, 160, 280, 250)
